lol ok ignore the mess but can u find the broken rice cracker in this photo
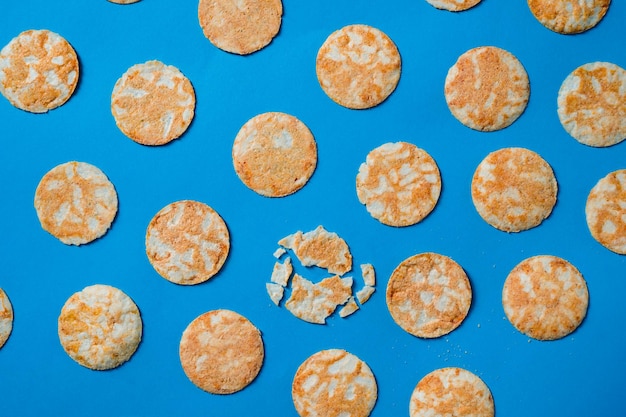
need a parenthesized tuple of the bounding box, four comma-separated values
(285, 274, 353, 324)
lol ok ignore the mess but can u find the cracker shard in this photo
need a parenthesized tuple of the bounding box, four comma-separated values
(285, 274, 353, 324)
(339, 296, 360, 318)
(266, 283, 285, 306)
(356, 286, 376, 305)
(361, 263, 376, 286)
(278, 225, 352, 275)
(270, 257, 293, 286)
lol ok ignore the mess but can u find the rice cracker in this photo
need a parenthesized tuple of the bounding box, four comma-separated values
(316, 24, 401, 109)
(179, 309, 264, 394)
(0, 288, 13, 349)
(410, 367, 494, 417)
(586, 169, 626, 254)
(386, 253, 471, 338)
(292, 349, 377, 417)
(445, 46, 529, 131)
(111, 60, 195, 146)
(108, 0, 140, 3)
(424, 0, 482, 12)
(146, 200, 230, 285)
(557, 62, 626, 147)
(0, 29, 79, 113)
(198, 0, 282, 55)
(356, 142, 441, 227)
(471, 147, 557, 232)
(34, 161, 118, 245)
(285, 274, 353, 324)
(502, 255, 589, 340)
(233, 112, 317, 197)
(58, 284, 142, 370)
(528, 0, 610, 34)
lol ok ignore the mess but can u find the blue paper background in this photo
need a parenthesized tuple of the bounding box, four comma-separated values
(1, 1, 625, 416)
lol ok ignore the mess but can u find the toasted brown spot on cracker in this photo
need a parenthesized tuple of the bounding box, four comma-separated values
(528, 0, 610, 34)
(586, 169, 626, 254)
(179, 309, 264, 394)
(316, 24, 401, 109)
(502, 255, 589, 340)
(0, 288, 13, 349)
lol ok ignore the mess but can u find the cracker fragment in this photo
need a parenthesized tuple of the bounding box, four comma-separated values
(198, 0, 282, 55)
(179, 309, 264, 394)
(502, 255, 589, 340)
(528, 0, 610, 34)
(557, 62, 626, 147)
(292, 349, 377, 417)
(386, 253, 472, 338)
(410, 367, 494, 417)
(316, 24, 401, 109)
(266, 282, 285, 305)
(445, 46, 529, 131)
(278, 226, 352, 275)
(285, 274, 353, 324)
(0, 288, 13, 349)
(425, 0, 481, 12)
(270, 257, 293, 286)
(145, 200, 230, 285)
(273, 247, 287, 259)
(586, 169, 626, 254)
(356, 286, 375, 305)
(471, 147, 557, 232)
(361, 263, 376, 287)
(34, 161, 118, 245)
(339, 297, 360, 318)
(0, 29, 79, 113)
(58, 284, 142, 370)
(356, 142, 441, 227)
(111, 60, 195, 146)
(233, 112, 317, 197)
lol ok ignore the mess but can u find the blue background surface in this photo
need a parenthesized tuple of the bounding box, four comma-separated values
(1, 0, 625, 416)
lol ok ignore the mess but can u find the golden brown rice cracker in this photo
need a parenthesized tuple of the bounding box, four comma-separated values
(146, 200, 229, 285)
(292, 349, 377, 417)
(471, 147, 557, 232)
(58, 284, 142, 370)
(0, 288, 13, 349)
(410, 367, 494, 417)
(528, 0, 610, 34)
(198, 0, 282, 55)
(502, 255, 589, 340)
(34, 161, 118, 245)
(179, 309, 263, 394)
(386, 253, 471, 338)
(111, 60, 195, 146)
(586, 169, 626, 254)
(424, 0, 481, 12)
(357, 142, 441, 227)
(233, 112, 317, 197)
(557, 62, 626, 147)
(0, 29, 79, 113)
(316, 24, 401, 109)
(445, 46, 529, 131)
(285, 274, 353, 324)
(278, 226, 352, 275)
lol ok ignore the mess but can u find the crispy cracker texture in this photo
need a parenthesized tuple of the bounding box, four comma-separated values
(528, 0, 610, 34)
(179, 309, 264, 394)
(502, 255, 589, 340)
(586, 169, 626, 254)
(0, 29, 79, 113)
(316, 24, 401, 109)
(34, 161, 118, 245)
(0, 288, 13, 349)
(292, 349, 377, 417)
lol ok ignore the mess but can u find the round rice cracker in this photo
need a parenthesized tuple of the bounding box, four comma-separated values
(58, 284, 142, 370)
(179, 309, 264, 394)
(502, 255, 589, 341)
(233, 112, 317, 197)
(586, 169, 626, 254)
(527, 0, 610, 34)
(356, 142, 441, 227)
(410, 367, 494, 417)
(316, 24, 401, 110)
(292, 349, 377, 417)
(386, 253, 471, 338)
(472, 147, 557, 233)
(108, 0, 140, 3)
(0, 288, 13, 349)
(0, 29, 79, 113)
(111, 60, 195, 146)
(34, 161, 118, 245)
(198, 0, 282, 55)
(424, 0, 482, 12)
(557, 62, 626, 147)
(445, 46, 529, 131)
(146, 200, 230, 285)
